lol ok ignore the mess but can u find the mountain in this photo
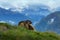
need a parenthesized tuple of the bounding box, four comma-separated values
(0, 4, 51, 25)
(35, 11, 60, 33)
(0, 7, 45, 25)
(21, 4, 50, 25)
(22, 4, 51, 16)
(0, 7, 29, 25)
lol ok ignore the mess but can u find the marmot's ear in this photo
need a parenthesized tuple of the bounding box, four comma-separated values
(25, 20, 32, 24)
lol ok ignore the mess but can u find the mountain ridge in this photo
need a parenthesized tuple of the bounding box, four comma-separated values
(35, 11, 60, 34)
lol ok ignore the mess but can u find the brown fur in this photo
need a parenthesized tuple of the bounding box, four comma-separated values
(18, 20, 34, 30)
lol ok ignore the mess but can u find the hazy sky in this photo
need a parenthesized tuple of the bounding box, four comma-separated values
(0, 0, 60, 11)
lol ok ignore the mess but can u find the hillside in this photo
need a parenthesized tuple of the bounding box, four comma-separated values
(0, 23, 60, 40)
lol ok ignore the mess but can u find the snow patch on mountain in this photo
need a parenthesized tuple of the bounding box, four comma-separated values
(48, 18, 55, 24)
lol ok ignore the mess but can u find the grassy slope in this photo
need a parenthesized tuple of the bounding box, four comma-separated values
(0, 23, 60, 40)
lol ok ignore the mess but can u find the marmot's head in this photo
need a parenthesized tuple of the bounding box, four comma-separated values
(25, 20, 32, 24)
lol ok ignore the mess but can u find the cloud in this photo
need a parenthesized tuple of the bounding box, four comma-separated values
(0, 0, 60, 12)
(0, 21, 6, 23)
(0, 0, 29, 11)
(8, 20, 15, 24)
(0, 20, 15, 24)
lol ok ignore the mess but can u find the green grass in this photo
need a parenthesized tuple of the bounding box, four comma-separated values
(0, 23, 60, 40)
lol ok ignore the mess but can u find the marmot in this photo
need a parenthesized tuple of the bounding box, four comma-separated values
(18, 20, 34, 30)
